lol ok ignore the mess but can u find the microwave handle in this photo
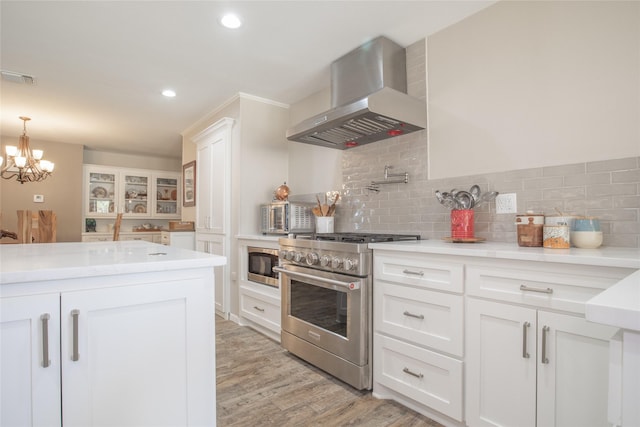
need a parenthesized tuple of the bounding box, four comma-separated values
(273, 266, 360, 290)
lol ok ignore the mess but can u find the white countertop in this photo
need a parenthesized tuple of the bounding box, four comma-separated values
(586, 270, 640, 332)
(368, 240, 640, 269)
(0, 241, 226, 285)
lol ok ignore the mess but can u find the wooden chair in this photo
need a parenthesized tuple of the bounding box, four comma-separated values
(112, 213, 123, 241)
(16, 210, 57, 243)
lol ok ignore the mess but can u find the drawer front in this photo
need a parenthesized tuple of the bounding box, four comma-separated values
(375, 281, 463, 356)
(374, 253, 464, 293)
(239, 286, 280, 332)
(82, 235, 111, 242)
(374, 334, 463, 422)
(160, 233, 170, 244)
(121, 234, 154, 242)
(466, 262, 632, 314)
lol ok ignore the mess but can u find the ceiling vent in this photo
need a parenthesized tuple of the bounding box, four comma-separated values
(1, 70, 36, 85)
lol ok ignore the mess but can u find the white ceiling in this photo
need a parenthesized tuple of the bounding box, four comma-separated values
(1, 1, 494, 159)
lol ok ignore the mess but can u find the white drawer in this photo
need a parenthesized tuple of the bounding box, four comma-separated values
(375, 281, 463, 357)
(120, 234, 154, 242)
(466, 261, 633, 314)
(374, 334, 463, 422)
(239, 285, 280, 332)
(160, 233, 170, 244)
(374, 253, 464, 293)
(82, 235, 111, 242)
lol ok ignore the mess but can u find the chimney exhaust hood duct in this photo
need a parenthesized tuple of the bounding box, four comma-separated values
(286, 36, 426, 149)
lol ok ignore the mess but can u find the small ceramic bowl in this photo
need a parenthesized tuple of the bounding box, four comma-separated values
(572, 217, 601, 232)
(571, 231, 603, 249)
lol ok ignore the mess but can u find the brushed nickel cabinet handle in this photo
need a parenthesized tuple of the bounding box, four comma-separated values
(40, 313, 51, 368)
(541, 325, 550, 364)
(253, 306, 265, 312)
(403, 367, 424, 379)
(522, 321, 530, 359)
(402, 269, 424, 277)
(403, 311, 425, 320)
(520, 284, 553, 294)
(71, 309, 80, 362)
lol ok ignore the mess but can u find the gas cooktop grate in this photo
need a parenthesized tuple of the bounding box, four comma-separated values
(312, 233, 421, 243)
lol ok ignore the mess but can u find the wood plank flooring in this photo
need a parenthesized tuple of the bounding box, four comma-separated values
(216, 317, 443, 427)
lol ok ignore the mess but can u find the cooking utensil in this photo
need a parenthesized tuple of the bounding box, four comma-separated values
(476, 190, 499, 208)
(454, 191, 474, 209)
(470, 185, 481, 203)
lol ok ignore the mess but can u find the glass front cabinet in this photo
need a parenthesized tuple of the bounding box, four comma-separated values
(84, 165, 181, 219)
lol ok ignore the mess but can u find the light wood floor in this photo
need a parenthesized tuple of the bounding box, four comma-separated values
(216, 316, 443, 426)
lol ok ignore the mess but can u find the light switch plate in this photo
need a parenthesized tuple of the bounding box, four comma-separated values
(33, 194, 44, 203)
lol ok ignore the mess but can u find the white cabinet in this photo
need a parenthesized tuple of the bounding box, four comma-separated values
(1, 268, 215, 426)
(466, 298, 618, 427)
(373, 251, 465, 422)
(193, 117, 234, 317)
(161, 230, 195, 250)
(196, 232, 226, 316)
(83, 165, 181, 219)
(464, 259, 627, 427)
(1, 293, 61, 427)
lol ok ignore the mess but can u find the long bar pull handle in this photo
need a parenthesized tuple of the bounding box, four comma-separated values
(403, 311, 425, 320)
(402, 269, 424, 277)
(71, 309, 80, 362)
(541, 326, 550, 364)
(40, 314, 51, 368)
(522, 321, 530, 358)
(403, 367, 424, 379)
(520, 284, 553, 294)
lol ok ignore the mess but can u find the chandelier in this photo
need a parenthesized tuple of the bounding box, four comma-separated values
(1, 116, 54, 184)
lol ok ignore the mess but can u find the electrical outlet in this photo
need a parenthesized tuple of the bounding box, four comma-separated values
(33, 194, 44, 203)
(495, 193, 517, 214)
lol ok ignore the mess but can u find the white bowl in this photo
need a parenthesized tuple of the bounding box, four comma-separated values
(571, 231, 603, 249)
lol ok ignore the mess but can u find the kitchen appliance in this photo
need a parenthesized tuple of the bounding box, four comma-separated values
(260, 201, 314, 235)
(286, 36, 426, 149)
(247, 246, 280, 287)
(275, 232, 420, 390)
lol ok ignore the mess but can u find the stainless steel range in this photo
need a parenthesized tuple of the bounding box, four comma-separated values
(274, 233, 420, 390)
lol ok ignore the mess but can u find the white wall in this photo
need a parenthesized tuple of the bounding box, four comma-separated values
(427, 0, 640, 179)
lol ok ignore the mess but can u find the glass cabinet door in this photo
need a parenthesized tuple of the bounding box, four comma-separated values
(154, 175, 180, 217)
(123, 173, 150, 216)
(88, 171, 116, 215)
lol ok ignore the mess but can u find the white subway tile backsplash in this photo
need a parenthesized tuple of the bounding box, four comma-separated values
(586, 157, 639, 173)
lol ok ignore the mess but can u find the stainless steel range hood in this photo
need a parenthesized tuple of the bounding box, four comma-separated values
(286, 36, 426, 150)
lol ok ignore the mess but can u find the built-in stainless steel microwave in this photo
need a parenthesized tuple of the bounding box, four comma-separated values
(247, 246, 280, 287)
(260, 201, 314, 235)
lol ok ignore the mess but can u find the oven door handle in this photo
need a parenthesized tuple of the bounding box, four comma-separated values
(273, 266, 360, 290)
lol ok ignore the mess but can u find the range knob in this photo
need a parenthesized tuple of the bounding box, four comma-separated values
(305, 252, 319, 266)
(284, 250, 294, 261)
(320, 255, 331, 267)
(331, 257, 343, 269)
(293, 252, 304, 263)
(344, 258, 358, 271)
(279, 249, 288, 259)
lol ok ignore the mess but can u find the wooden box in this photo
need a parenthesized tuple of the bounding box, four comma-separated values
(169, 221, 195, 231)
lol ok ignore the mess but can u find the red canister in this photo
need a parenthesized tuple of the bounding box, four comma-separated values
(451, 209, 474, 239)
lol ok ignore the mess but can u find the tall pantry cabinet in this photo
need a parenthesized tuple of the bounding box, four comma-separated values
(193, 118, 233, 316)
(189, 95, 290, 319)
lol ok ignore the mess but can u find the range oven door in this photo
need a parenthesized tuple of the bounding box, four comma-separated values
(276, 264, 369, 366)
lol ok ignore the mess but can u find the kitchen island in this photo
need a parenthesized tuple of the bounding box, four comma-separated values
(0, 241, 225, 427)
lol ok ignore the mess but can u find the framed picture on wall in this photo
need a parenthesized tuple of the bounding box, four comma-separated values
(182, 161, 196, 207)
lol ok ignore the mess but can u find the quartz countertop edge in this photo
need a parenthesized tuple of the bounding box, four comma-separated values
(368, 240, 640, 269)
(0, 241, 226, 285)
(585, 270, 640, 332)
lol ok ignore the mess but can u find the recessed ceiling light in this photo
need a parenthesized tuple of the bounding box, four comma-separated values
(220, 13, 242, 29)
(162, 89, 176, 98)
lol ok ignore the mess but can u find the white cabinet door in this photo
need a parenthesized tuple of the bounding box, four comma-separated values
(537, 311, 618, 427)
(197, 233, 226, 315)
(195, 142, 212, 230)
(60, 279, 214, 427)
(1, 293, 61, 427)
(466, 298, 537, 427)
(85, 166, 118, 217)
(153, 173, 180, 218)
